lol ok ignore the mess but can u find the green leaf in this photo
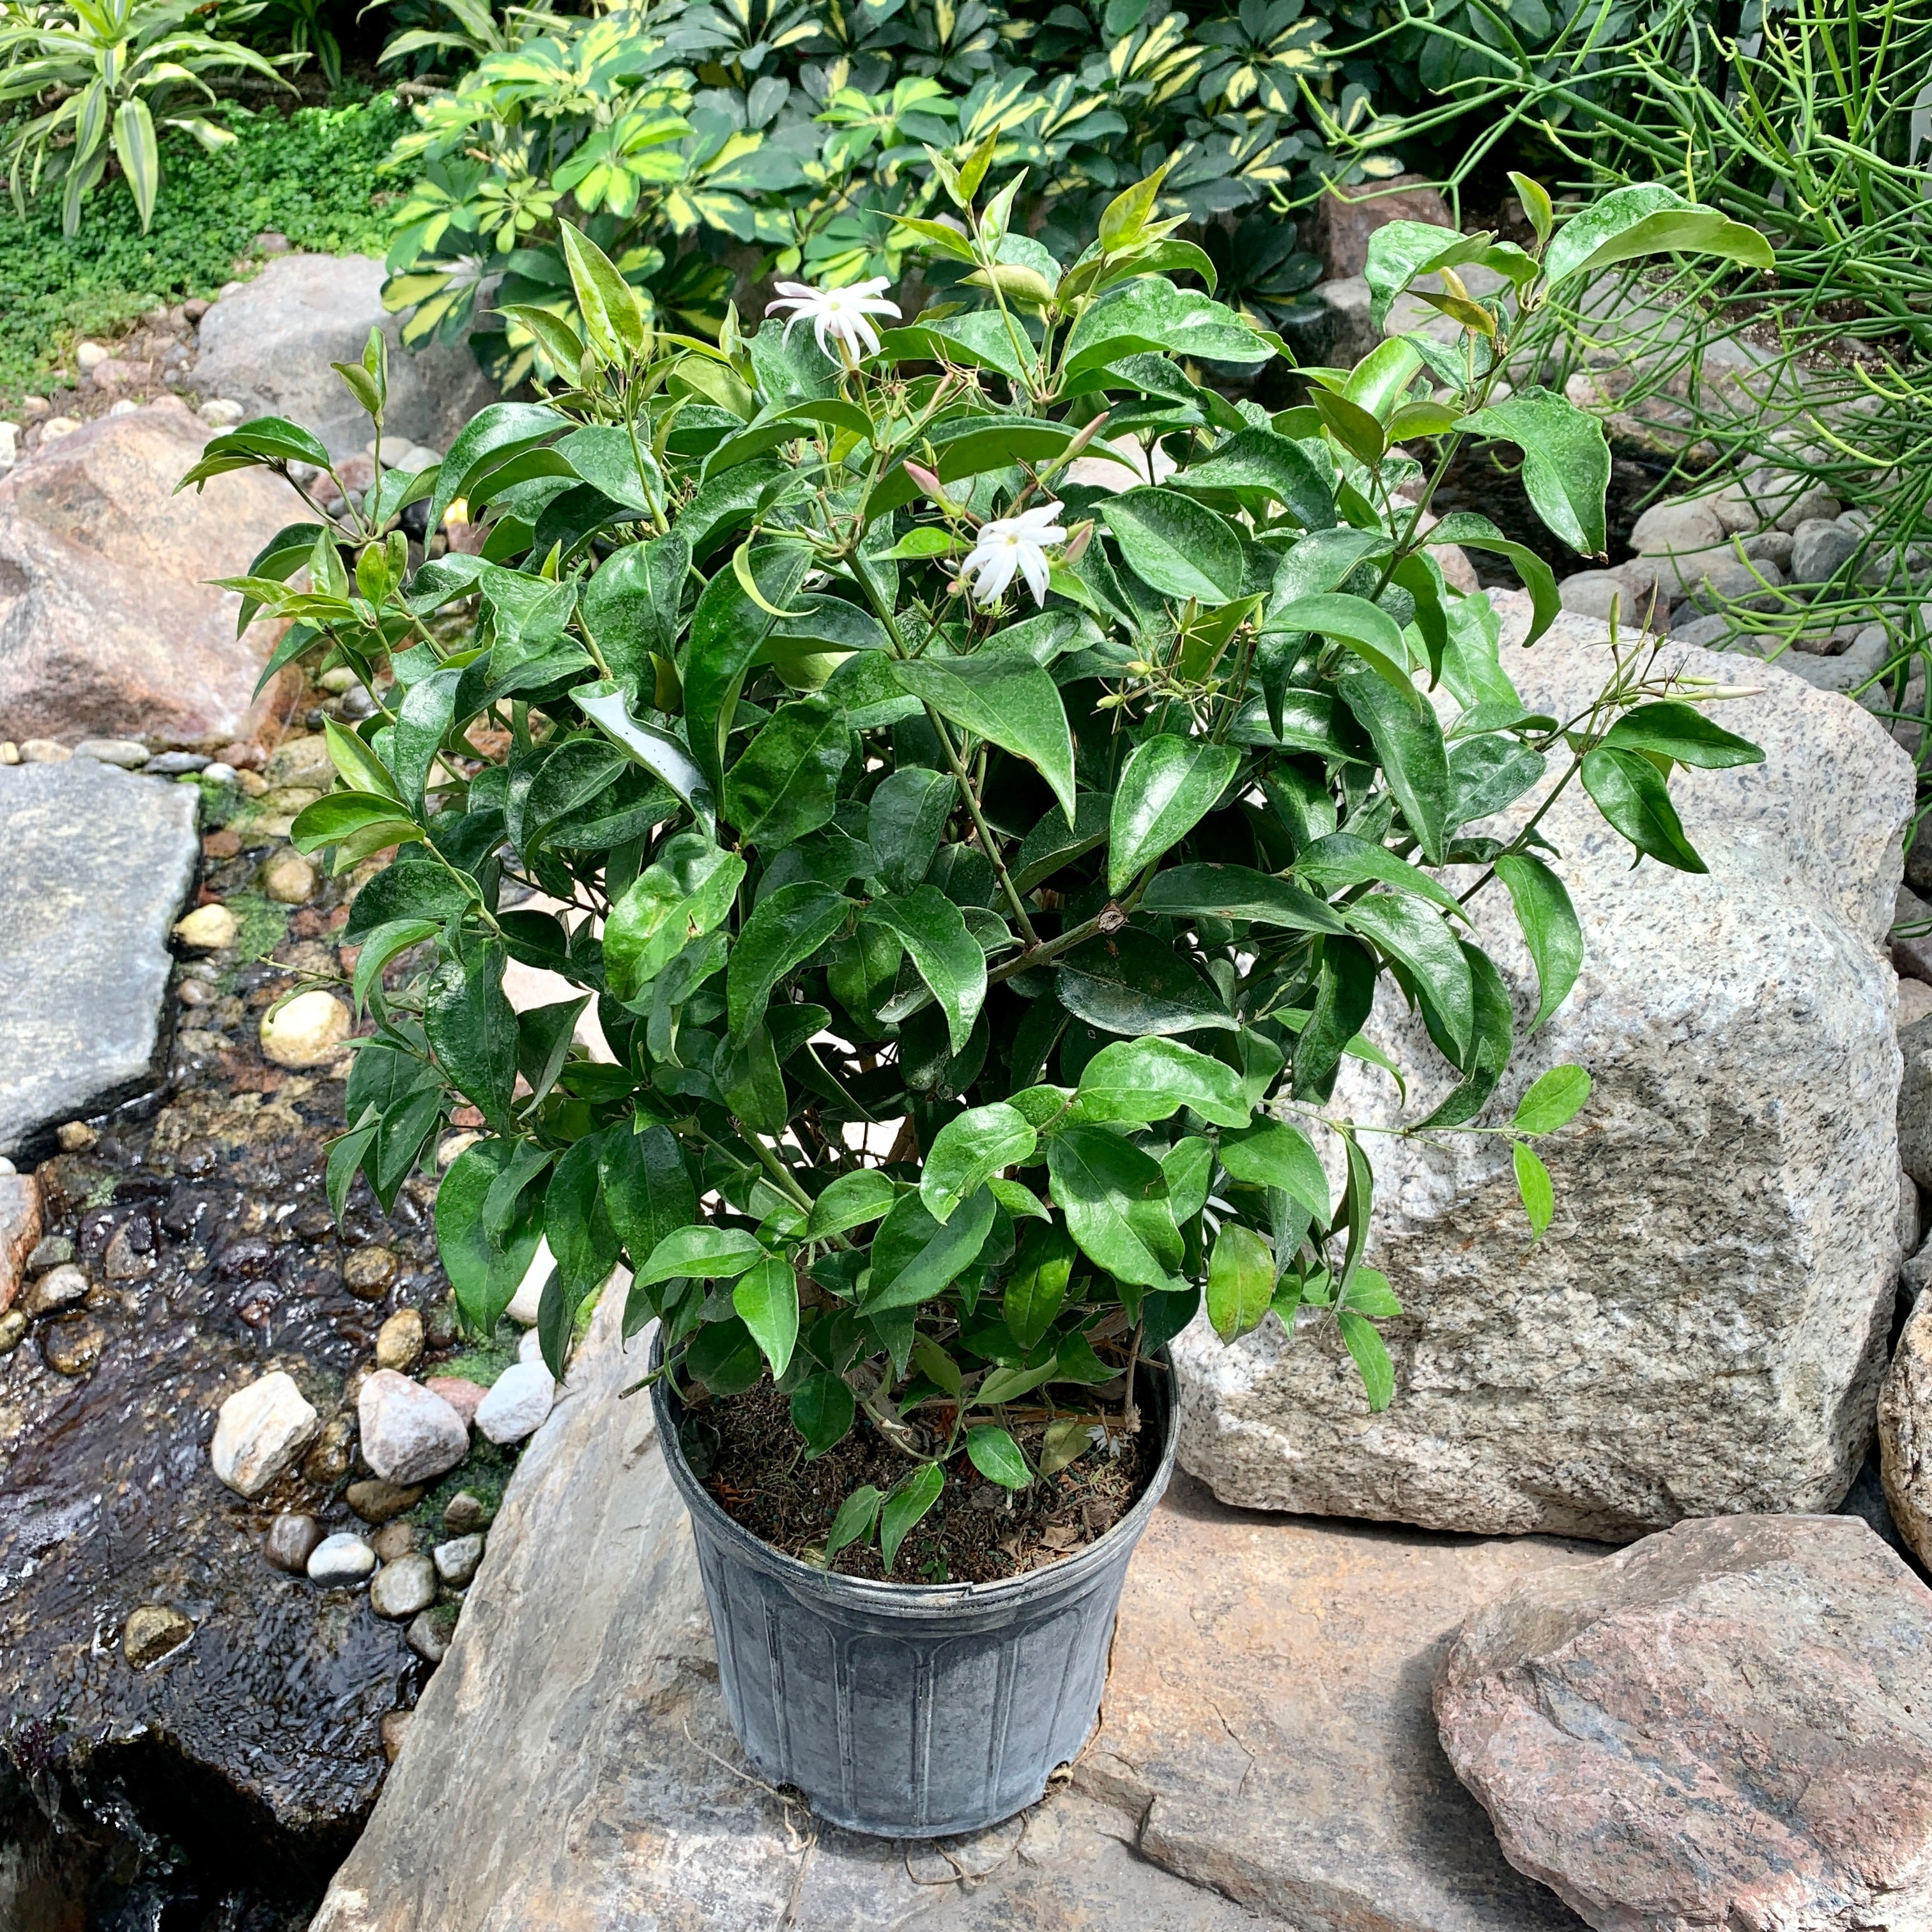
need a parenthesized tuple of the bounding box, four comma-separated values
(1057, 927, 1236, 1038)
(1513, 1139, 1555, 1238)
(684, 540, 815, 792)
(1601, 700, 1764, 770)
(429, 400, 567, 535)
(1430, 516, 1559, 647)
(1108, 735, 1241, 893)
(1217, 1117, 1330, 1226)
(1337, 1310, 1395, 1410)
(866, 417, 1078, 517)
(1014, 792, 1111, 892)
(1513, 1065, 1592, 1135)
(806, 1169, 899, 1238)
(864, 1188, 999, 1312)
(516, 996, 590, 1113)
(559, 219, 646, 363)
(1450, 735, 1547, 829)
(727, 881, 849, 1041)
(686, 1316, 766, 1395)
(423, 947, 517, 1131)
(1004, 1221, 1075, 1349)
(1139, 863, 1347, 935)
(1344, 892, 1475, 1060)
(1492, 854, 1584, 1029)
(112, 97, 159, 231)
(988, 1176, 1050, 1220)
(1062, 276, 1273, 375)
(1581, 747, 1708, 873)
(733, 1253, 799, 1377)
(1292, 832, 1467, 923)
(1344, 335, 1427, 422)
(436, 1138, 544, 1334)
(604, 834, 746, 1003)
(1075, 1037, 1248, 1129)
(1208, 1223, 1276, 1342)
(1336, 670, 1450, 866)
(1458, 389, 1610, 557)
(1172, 427, 1335, 530)
(602, 1126, 698, 1297)
(825, 1483, 883, 1563)
(965, 1424, 1031, 1489)
(862, 886, 986, 1057)
(581, 535, 689, 692)
(1046, 1123, 1184, 1291)
(290, 793, 423, 864)
(1542, 183, 1774, 288)
(1275, 592, 1413, 696)
(349, 917, 439, 1016)
(1100, 489, 1246, 604)
(1162, 1136, 1215, 1223)
(792, 1372, 857, 1458)
(1414, 940, 1514, 1127)
(868, 765, 954, 896)
(723, 694, 850, 850)
(717, 1022, 787, 1135)
(1362, 217, 1475, 332)
(912, 1336, 963, 1399)
(880, 1463, 944, 1573)
(921, 1103, 1037, 1224)
(1293, 936, 1377, 1097)
(889, 656, 1076, 821)
(1309, 386, 1387, 466)
(636, 1225, 765, 1286)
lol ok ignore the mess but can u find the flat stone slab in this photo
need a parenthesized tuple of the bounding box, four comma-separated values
(0, 760, 198, 1158)
(311, 1294, 1597, 1932)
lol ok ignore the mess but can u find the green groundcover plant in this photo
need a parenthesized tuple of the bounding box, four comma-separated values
(185, 158, 1761, 1572)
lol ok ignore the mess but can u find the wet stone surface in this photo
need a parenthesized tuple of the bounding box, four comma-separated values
(0, 813, 471, 1927)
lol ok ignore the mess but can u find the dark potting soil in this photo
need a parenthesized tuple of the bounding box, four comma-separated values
(688, 1365, 1166, 1585)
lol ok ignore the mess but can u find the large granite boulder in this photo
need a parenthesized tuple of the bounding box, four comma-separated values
(0, 760, 199, 1158)
(188, 255, 496, 461)
(309, 1290, 1596, 1932)
(1176, 594, 1914, 1538)
(0, 396, 303, 747)
(1434, 1514, 1932, 1931)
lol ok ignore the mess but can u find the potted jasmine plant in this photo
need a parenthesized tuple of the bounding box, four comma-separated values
(185, 160, 1767, 1837)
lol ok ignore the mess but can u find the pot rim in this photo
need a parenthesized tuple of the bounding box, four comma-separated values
(648, 1325, 1177, 1613)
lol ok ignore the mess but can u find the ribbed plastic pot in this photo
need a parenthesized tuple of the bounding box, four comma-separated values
(650, 1337, 1176, 1839)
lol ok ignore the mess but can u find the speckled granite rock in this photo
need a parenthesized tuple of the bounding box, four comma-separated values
(308, 1292, 1589, 1932)
(1434, 1514, 1932, 1931)
(0, 760, 200, 1160)
(1176, 594, 1914, 1538)
(1881, 1294, 1932, 1567)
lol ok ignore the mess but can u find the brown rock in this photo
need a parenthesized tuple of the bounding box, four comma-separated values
(203, 827, 241, 860)
(123, 1603, 194, 1667)
(1434, 1515, 1932, 1932)
(302, 1412, 355, 1484)
(441, 1489, 491, 1535)
(374, 1307, 424, 1374)
(347, 1478, 424, 1524)
(0, 396, 303, 746)
(42, 1313, 104, 1375)
(100, 1213, 156, 1280)
(264, 1512, 325, 1574)
(259, 848, 318, 905)
(371, 1520, 418, 1563)
(379, 1709, 413, 1765)
(424, 1376, 486, 1427)
(1314, 172, 1453, 280)
(0, 1169, 40, 1314)
(342, 1245, 398, 1300)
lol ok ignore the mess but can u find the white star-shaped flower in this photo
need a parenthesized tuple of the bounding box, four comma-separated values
(960, 502, 1068, 607)
(764, 276, 902, 362)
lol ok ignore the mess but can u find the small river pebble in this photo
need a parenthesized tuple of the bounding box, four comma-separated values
(433, 1534, 484, 1587)
(42, 1315, 105, 1376)
(369, 1552, 436, 1620)
(371, 1521, 418, 1563)
(408, 1604, 459, 1665)
(123, 1604, 194, 1667)
(475, 1361, 554, 1445)
(264, 1514, 325, 1574)
(346, 1478, 422, 1523)
(374, 1308, 424, 1373)
(307, 1533, 376, 1584)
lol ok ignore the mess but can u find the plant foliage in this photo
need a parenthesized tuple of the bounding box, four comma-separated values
(187, 166, 1759, 1570)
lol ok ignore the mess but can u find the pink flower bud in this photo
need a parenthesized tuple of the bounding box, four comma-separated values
(903, 461, 946, 502)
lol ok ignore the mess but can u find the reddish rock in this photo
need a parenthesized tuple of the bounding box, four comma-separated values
(1435, 1515, 1932, 1932)
(1315, 172, 1454, 280)
(424, 1376, 487, 1427)
(0, 395, 306, 746)
(0, 1170, 41, 1314)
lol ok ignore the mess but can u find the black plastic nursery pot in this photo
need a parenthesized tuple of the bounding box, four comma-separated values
(650, 1334, 1177, 1839)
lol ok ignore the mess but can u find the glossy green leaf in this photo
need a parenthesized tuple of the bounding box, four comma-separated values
(880, 1463, 944, 1573)
(1542, 183, 1774, 289)
(605, 834, 746, 1004)
(1600, 700, 1765, 770)
(1217, 1117, 1330, 1225)
(1100, 489, 1246, 604)
(436, 1138, 544, 1335)
(1513, 1064, 1592, 1135)
(825, 1483, 883, 1563)
(921, 1102, 1036, 1224)
(1108, 734, 1241, 893)
(1292, 832, 1466, 922)
(1173, 427, 1334, 530)
(1062, 275, 1273, 375)
(1581, 747, 1708, 873)
(684, 540, 813, 791)
(423, 947, 517, 1131)
(1415, 940, 1514, 1127)
(723, 694, 850, 849)
(733, 1253, 800, 1377)
(966, 1424, 1031, 1489)
(864, 1188, 998, 1312)
(1075, 1037, 1248, 1128)
(581, 535, 689, 691)
(1343, 891, 1475, 1061)
(1458, 389, 1610, 557)
(1057, 927, 1236, 1038)
(602, 1125, 698, 1291)
(862, 886, 986, 1056)
(1004, 1221, 1075, 1348)
(1140, 863, 1347, 935)
(1492, 854, 1584, 1029)
(1275, 592, 1413, 695)
(792, 1372, 857, 1458)
(727, 881, 849, 1041)
(1046, 1123, 1184, 1291)
(1337, 1310, 1395, 1409)
(1363, 218, 1481, 331)
(686, 1315, 767, 1396)
(806, 1169, 899, 1239)
(1336, 669, 1450, 865)
(1208, 1223, 1276, 1342)
(572, 680, 716, 838)
(868, 765, 954, 896)
(636, 1225, 765, 1286)
(889, 656, 1076, 821)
